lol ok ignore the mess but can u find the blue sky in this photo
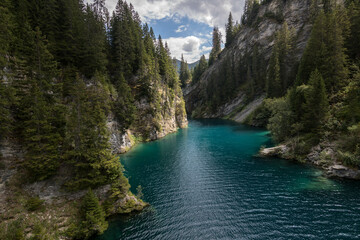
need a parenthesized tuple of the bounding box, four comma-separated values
(86, 0, 246, 63)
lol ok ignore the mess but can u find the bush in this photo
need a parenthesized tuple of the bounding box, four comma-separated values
(29, 223, 48, 240)
(0, 218, 25, 240)
(25, 196, 44, 212)
(338, 151, 360, 168)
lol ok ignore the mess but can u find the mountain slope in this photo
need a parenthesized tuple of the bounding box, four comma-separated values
(185, 0, 337, 120)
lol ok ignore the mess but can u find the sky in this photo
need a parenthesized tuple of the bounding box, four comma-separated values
(86, 0, 246, 63)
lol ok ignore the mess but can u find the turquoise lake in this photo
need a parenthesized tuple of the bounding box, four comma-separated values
(96, 119, 360, 239)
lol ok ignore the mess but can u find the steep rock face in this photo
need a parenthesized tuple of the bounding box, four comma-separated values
(108, 88, 187, 154)
(185, 0, 335, 122)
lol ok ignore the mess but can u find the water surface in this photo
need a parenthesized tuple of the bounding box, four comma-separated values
(97, 119, 360, 240)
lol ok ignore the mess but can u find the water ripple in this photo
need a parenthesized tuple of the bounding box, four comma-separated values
(96, 120, 360, 240)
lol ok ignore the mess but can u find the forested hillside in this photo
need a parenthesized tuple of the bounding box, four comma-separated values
(185, 0, 360, 176)
(0, 0, 186, 239)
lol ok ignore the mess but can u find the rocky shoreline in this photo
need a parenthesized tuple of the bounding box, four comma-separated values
(259, 144, 360, 180)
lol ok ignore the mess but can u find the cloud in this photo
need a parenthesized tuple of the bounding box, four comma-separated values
(97, 0, 245, 32)
(163, 36, 210, 63)
(175, 25, 188, 33)
(84, 0, 245, 62)
(182, 38, 198, 52)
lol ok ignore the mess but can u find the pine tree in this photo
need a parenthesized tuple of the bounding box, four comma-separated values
(78, 189, 108, 239)
(225, 12, 234, 47)
(267, 22, 295, 98)
(297, 10, 348, 93)
(15, 27, 65, 181)
(303, 69, 328, 132)
(179, 54, 191, 87)
(80, 4, 108, 78)
(0, 0, 14, 143)
(266, 49, 281, 98)
(192, 55, 208, 85)
(346, 1, 360, 62)
(113, 73, 136, 130)
(209, 27, 222, 66)
(0, 82, 12, 143)
(341, 65, 360, 125)
(65, 75, 121, 190)
(0, 0, 14, 68)
(241, 0, 260, 25)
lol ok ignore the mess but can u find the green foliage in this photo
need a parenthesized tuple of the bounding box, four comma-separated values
(13, 27, 65, 181)
(266, 22, 296, 98)
(337, 124, 360, 166)
(302, 69, 328, 132)
(191, 55, 208, 85)
(73, 189, 108, 239)
(29, 223, 48, 240)
(0, 81, 13, 141)
(242, 0, 261, 26)
(296, 10, 348, 93)
(179, 54, 191, 87)
(225, 12, 236, 47)
(338, 151, 360, 168)
(0, 218, 26, 240)
(209, 27, 222, 66)
(263, 10, 284, 24)
(266, 97, 294, 143)
(25, 196, 45, 212)
(346, 1, 360, 62)
(244, 102, 271, 127)
(113, 73, 136, 130)
(0, 0, 186, 237)
(339, 65, 360, 125)
(64, 75, 121, 191)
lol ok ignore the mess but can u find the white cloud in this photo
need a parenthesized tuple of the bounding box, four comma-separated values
(96, 0, 245, 33)
(175, 25, 188, 33)
(85, 0, 246, 62)
(163, 36, 210, 63)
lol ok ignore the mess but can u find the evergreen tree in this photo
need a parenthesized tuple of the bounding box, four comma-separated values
(192, 55, 208, 85)
(80, 4, 108, 78)
(266, 22, 295, 98)
(77, 189, 108, 239)
(15, 27, 65, 181)
(113, 73, 136, 130)
(346, 1, 360, 62)
(241, 0, 260, 25)
(340, 65, 360, 125)
(266, 48, 281, 98)
(225, 12, 234, 47)
(0, 0, 14, 143)
(65, 75, 121, 190)
(209, 27, 222, 66)
(297, 10, 348, 93)
(303, 69, 328, 132)
(179, 54, 191, 87)
(0, 82, 12, 143)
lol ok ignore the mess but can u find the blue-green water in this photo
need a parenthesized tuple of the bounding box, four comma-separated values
(97, 119, 360, 239)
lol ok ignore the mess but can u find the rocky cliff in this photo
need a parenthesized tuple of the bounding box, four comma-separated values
(185, 0, 342, 122)
(0, 82, 187, 239)
(109, 86, 188, 154)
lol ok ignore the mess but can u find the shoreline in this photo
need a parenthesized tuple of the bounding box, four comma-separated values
(258, 144, 360, 180)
